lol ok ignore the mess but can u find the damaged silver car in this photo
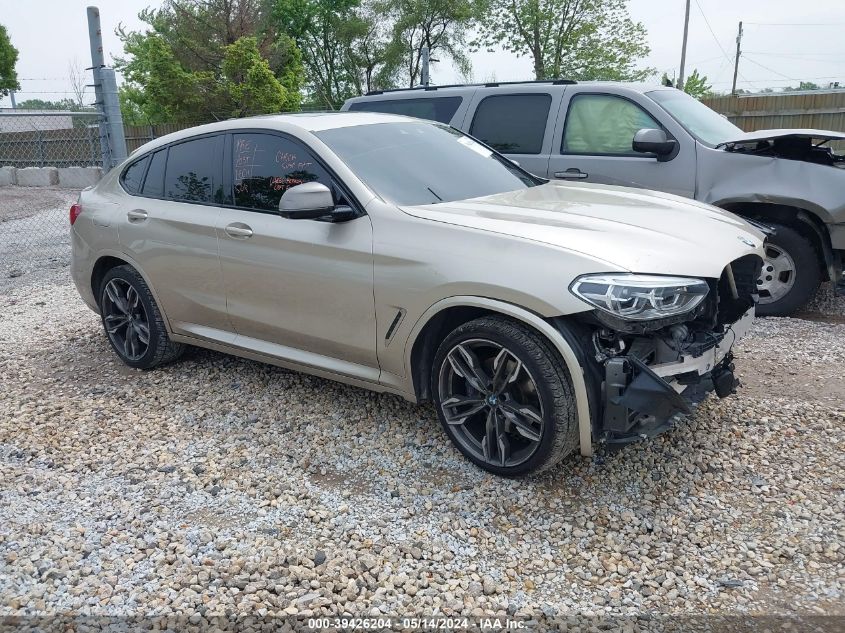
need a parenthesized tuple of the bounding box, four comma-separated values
(70, 113, 766, 476)
(345, 83, 844, 316)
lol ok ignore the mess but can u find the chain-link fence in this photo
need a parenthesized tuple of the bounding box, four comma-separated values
(0, 111, 105, 278)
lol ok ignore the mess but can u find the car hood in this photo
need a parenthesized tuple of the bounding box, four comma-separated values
(717, 128, 845, 146)
(399, 181, 766, 278)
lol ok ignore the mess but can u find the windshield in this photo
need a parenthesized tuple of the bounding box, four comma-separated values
(648, 89, 742, 146)
(315, 121, 541, 206)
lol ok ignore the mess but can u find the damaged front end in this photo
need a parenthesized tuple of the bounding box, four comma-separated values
(561, 255, 762, 446)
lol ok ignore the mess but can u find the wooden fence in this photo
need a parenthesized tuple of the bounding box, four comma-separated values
(702, 91, 845, 149)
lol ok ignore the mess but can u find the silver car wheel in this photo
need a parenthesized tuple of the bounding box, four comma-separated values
(438, 338, 545, 468)
(757, 243, 797, 304)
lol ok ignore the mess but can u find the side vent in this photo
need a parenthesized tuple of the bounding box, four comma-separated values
(384, 308, 406, 345)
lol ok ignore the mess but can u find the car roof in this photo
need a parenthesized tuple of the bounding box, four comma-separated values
(347, 81, 669, 101)
(128, 112, 415, 156)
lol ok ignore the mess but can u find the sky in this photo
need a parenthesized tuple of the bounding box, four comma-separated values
(1, 0, 844, 108)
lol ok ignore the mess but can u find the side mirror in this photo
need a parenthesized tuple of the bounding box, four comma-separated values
(279, 182, 335, 219)
(632, 128, 677, 160)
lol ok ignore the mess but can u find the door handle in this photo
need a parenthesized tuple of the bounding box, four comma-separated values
(126, 209, 148, 221)
(225, 223, 253, 239)
(554, 168, 588, 179)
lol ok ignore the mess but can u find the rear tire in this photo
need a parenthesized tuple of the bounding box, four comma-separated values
(431, 316, 579, 477)
(98, 265, 184, 369)
(756, 223, 820, 317)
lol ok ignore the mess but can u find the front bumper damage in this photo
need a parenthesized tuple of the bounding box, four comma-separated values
(601, 308, 753, 444)
(562, 254, 762, 447)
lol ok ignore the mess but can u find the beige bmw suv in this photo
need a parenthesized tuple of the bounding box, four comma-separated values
(70, 113, 766, 476)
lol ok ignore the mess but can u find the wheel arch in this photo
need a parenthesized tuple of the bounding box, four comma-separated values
(718, 201, 836, 282)
(89, 251, 174, 331)
(405, 297, 594, 457)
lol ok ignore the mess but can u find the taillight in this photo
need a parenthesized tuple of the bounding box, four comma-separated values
(69, 203, 83, 225)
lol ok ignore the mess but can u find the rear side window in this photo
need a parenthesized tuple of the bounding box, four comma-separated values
(163, 135, 223, 204)
(231, 133, 333, 212)
(348, 97, 462, 124)
(142, 149, 167, 197)
(121, 156, 149, 194)
(470, 94, 552, 154)
(562, 94, 660, 155)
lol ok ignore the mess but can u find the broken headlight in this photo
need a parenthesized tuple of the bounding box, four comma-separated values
(570, 274, 709, 321)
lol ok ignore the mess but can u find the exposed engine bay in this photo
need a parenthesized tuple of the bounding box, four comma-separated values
(722, 136, 845, 168)
(566, 255, 763, 445)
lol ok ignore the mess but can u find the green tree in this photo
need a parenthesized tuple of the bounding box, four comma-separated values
(272, 0, 363, 108)
(385, 0, 475, 87)
(221, 37, 292, 116)
(682, 68, 711, 99)
(0, 24, 19, 97)
(117, 0, 304, 122)
(474, 0, 652, 81)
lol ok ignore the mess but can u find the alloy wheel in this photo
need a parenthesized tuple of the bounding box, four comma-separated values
(102, 278, 151, 361)
(438, 338, 545, 468)
(757, 243, 797, 304)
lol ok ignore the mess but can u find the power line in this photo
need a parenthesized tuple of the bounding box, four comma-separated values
(744, 22, 845, 27)
(693, 0, 733, 64)
(742, 55, 798, 81)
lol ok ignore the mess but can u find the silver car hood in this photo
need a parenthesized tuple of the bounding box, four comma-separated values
(400, 181, 765, 278)
(717, 128, 845, 146)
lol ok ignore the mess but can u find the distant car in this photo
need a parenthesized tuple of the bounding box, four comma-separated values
(344, 81, 845, 316)
(70, 113, 765, 476)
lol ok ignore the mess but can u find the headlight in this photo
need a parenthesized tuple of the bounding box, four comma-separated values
(570, 274, 709, 321)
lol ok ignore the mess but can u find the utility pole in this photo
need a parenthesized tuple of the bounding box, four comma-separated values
(421, 46, 430, 87)
(677, 0, 691, 91)
(9, 91, 16, 109)
(731, 21, 743, 95)
(87, 6, 111, 168)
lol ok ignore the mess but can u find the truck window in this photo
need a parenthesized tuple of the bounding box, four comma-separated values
(562, 94, 660, 155)
(470, 94, 552, 154)
(347, 97, 462, 123)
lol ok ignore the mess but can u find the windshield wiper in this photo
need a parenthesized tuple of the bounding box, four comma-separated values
(427, 187, 443, 202)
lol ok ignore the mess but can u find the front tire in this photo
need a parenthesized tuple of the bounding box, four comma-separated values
(756, 223, 820, 316)
(98, 265, 184, 369)
(431, 316, 579, 477)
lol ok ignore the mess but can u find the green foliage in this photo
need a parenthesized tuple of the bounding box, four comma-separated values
(682, 69, 711, 99)
(272, 0, 366, 107)
(385, 0, 475, 87)
(473, 0, 652, 81)
(116, 0, 305, 123)
(15, 98, 91, 111)
(0, 24, 19, 97)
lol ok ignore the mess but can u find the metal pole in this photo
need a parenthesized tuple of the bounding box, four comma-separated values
(677, 0, 691, 91)
(9, 91, 16, 109)
(101, 68, 127, 165)
(87, 6, 111, 168)
(421, 46, 430, 87)
(731, 21, 743, 96)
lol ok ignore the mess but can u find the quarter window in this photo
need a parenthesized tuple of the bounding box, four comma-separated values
(348, 97, 462, 124)
(142, 149, 167, 198)
(562, 94, 661, 155)
(470, 94, 552, 154)
(121, 156, 149, 194)
(163, 136, 223, 204)
(231, 133, 333, 212)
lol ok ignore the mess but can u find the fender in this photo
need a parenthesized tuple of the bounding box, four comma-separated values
(403, 296, 594, 457)
(89, 248, 176, 333)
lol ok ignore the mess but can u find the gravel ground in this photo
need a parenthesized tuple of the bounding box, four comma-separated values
(0, 191, 843, 629)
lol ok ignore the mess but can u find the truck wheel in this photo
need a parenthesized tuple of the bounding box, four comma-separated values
(755, 223, 820, 317)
